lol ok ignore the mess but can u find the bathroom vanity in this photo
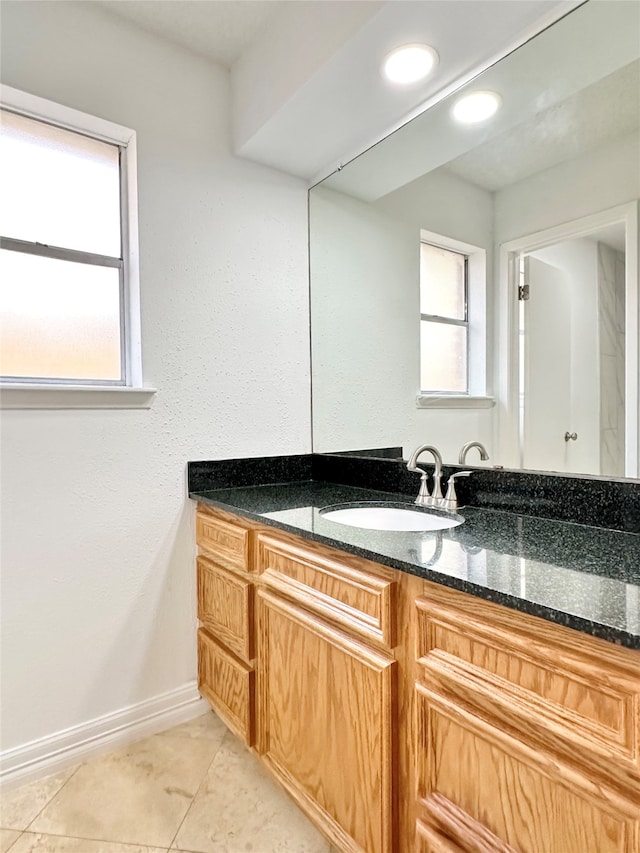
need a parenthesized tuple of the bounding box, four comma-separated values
(189, 461, 639, 853)
(188, 5, 640, 848)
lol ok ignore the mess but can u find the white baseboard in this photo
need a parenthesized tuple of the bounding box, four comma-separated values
(0, 682, 210, 790)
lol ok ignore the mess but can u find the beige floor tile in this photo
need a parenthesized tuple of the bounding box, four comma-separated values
(157, 711, 227, 742)
(0, 829, 21, 853)
(0, 767, 77, 831)
(172, 733, 329, 853)
(30, 732, 220, 848)
(9, 834, 167, 853)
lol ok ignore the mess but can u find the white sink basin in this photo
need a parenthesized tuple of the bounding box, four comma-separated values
(320, 504, 463, 532)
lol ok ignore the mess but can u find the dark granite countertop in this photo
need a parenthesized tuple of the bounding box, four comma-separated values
(190, 480, 640, 650)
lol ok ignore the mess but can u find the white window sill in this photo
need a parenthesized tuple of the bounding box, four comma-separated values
(416, 394, 495, 409)
(0, 385, 157, 410)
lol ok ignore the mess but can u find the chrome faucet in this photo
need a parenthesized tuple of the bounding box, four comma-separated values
(458, 441, 489, 465)
(406, 444, 443, 507)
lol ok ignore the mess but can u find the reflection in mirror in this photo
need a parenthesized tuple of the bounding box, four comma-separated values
(518, 221, 626, 477)
(309, 0, 640, 479)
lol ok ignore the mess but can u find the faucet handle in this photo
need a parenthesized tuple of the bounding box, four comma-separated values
(441, 471, 473, 512)
(415, 472, 430, 505)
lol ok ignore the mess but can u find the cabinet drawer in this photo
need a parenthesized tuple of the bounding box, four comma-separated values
(416, 683, 639, 853)
(415, 588, 640, 786)
(197, 628, 254, 745)
(197, 556, 253, 662)
(257, 531, 396, 648)
(196, 509, 252, 574)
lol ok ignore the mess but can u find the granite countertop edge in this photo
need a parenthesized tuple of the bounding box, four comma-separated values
(190, 485, 640, 651)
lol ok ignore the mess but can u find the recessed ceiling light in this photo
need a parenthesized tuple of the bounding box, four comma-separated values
(383, 44, 438, 85)
(451, 91, 501, 124)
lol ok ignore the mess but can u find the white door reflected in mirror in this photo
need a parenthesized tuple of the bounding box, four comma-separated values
(516, 214, 631, 478)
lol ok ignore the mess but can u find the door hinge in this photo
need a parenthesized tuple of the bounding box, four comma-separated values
(518, 284, 530, 301)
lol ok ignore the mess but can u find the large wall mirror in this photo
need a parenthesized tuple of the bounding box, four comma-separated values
(309, 0, 640, 479)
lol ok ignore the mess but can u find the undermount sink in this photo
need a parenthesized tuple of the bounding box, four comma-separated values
(319, 503, 463, 532)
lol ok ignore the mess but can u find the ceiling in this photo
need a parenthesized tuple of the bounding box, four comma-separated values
(445, 59, 640, 192)
(97, 0, 287, 68)
(97, 0, 582, 182)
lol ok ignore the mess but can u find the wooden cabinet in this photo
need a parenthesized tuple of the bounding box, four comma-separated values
(415, 583, 640, 853)
(194, 503, 640, 853)
(415, 684, 638, 853)
(197, 628, 254, 744)
(197, 556, 253, 660)
(256, 530, 400, 852)
(256, 530, 397, 647)
(195, 506, 258, 745)
(257, 589, 396, 853)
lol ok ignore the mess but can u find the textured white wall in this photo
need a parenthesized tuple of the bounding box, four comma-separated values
(0, 1, 310, 755)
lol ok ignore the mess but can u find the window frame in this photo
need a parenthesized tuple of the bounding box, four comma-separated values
(0, 86, 152, 407)
(417, 229, 492, 408)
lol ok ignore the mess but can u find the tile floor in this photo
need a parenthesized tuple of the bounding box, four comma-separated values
(0, 712, 339, 853)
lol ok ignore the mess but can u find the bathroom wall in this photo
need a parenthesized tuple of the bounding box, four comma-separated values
(0, 0, 310, 768)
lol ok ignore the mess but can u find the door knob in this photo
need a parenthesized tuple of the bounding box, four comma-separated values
(564, 431, 578, 442)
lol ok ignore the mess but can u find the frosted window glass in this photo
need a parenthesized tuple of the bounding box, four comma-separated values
(420, 321, 467, 393)
(420, 243, 466, 319)
(0, 110, 121, 257)
(0, 250, 121, 381)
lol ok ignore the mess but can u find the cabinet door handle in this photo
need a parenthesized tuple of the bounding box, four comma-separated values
(564, 431, 578, 442)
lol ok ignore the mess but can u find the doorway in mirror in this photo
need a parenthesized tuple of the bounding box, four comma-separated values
(501, 203, 638, 478)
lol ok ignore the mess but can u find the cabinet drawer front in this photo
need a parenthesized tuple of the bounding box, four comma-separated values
(257, 532, 396, 648)
(416, 684, 639, 853)
(197, 556, 253, 662)
(196, 511, 251, 574)
(197, 628, 254, 745)
(416, 594, 640, 775)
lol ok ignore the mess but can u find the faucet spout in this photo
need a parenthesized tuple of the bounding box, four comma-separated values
(458, 441, 489, 466)
(406, 444, 443, 507)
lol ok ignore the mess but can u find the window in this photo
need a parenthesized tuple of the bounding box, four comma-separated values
(418, 229, 489, 404)
(420, 242, 468, 393)
(0, 86, 146, 400)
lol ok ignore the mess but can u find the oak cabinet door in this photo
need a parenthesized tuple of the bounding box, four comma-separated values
(416, 683, 640, 853)
(257, 589, 397, 853)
